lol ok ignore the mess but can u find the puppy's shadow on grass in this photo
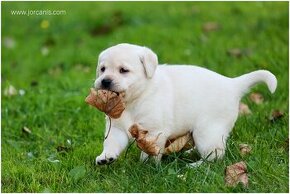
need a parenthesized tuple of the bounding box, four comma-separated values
(162, 149, 201, 165)
(138, 148, 202, 170)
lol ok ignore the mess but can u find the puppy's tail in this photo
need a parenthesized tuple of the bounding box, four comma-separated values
(234, 70, 277, 96)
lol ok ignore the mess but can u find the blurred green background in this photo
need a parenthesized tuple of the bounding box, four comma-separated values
(1, 2, 288, 193)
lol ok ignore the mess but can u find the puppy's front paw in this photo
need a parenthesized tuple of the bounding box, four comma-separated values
(96, 153, 117, 165)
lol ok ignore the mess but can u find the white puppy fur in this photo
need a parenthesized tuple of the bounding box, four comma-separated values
(94, 43, 277, 165)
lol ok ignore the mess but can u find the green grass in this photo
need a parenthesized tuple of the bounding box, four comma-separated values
(1, 2, 289, 192)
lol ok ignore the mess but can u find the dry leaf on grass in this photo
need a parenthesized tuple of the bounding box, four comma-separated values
(249, 93, 264, 104)
(269, 110, 284, 121)
(227, 48, 252, 58)
(225, 161, 248, 187)
(202, 22, 220, 32)
(239, 144, 251, 156)
(227, 48, 243, 58)
(239, 103, 252, 115)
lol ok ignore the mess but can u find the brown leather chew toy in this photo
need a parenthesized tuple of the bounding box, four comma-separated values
(129, 123, 194, 156)
(85, 88, 125, 119)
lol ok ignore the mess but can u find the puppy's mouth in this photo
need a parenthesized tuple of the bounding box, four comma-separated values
(111, 90, 126, 96)
(95, 86, 125, 95)
(110, 90, 121, 95)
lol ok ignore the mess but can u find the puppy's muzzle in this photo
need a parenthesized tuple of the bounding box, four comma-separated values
(101, 78, 112, 89)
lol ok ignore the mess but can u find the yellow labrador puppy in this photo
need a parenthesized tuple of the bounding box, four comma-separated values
(94, 43, 277, 165)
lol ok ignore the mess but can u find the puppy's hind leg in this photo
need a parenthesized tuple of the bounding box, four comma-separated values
(192, 123, 230, 162)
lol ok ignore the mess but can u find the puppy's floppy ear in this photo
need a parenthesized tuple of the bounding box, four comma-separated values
(139, 47, 158, 79)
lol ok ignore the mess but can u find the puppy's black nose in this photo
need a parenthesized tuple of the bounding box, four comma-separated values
(101, 79, 112, 88)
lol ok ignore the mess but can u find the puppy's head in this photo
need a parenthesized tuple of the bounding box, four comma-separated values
(94, 43, 158, 99)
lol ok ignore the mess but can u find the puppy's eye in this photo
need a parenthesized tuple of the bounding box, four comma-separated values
(120, 67, 129, 74)
(100, 67, 106, 72)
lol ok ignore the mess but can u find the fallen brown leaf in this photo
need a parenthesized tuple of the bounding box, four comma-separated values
(239, 103, 252, 115)
(225, 161, 248, 187)
(269, 110, 284, 121)
(227, 48, 242, 58)
(227, 48, 252, 58)
(202, 22, 220, 32)
(249, 93, 264, 104)
(239, 144, 251, 156)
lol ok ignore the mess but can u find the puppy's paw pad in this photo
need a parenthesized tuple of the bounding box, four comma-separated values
(96, 154, 117, 165)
